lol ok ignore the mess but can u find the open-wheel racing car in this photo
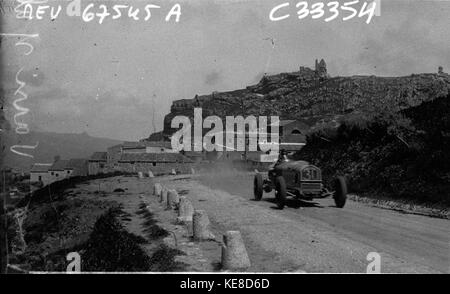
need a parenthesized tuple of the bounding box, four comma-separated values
(253, 151, 348, 209)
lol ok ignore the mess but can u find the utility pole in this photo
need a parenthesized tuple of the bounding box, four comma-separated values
(240, 98, 248, 161)
(152, 94, 157, 137)
(1, 170, 8, 274)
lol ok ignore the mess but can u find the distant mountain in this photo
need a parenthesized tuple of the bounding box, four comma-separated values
(1, 131, 122, 172)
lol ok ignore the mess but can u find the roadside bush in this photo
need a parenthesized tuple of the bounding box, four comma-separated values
(81, 208, 150, 272)
(296, 94, 450, 206)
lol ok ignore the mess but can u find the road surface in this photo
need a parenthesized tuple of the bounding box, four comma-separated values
(172, 170, 450, 273)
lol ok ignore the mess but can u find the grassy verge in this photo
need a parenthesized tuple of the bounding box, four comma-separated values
(9, 175, 186, 272)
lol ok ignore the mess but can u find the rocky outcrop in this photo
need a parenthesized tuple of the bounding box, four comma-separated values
(150, 62, 450, 139)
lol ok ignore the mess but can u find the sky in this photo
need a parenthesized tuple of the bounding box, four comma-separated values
(1, 0, 449, 141)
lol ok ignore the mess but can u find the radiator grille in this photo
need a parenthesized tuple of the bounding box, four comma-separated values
(301, 182, 322, 191)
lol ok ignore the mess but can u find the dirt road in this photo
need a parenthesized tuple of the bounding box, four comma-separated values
(158, 171, 449, 273)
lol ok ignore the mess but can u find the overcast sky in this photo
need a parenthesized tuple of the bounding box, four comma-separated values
(1, 0, 449, 141)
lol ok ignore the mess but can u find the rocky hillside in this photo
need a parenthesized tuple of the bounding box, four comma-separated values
(154, 62, 450, 138)
(295, 94, 450, 207)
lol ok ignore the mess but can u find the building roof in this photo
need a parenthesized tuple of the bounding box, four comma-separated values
(182, 151, 204, 157)
(30, 163, 52, 173)
(122, 141, 144, 148)
(281, 134, 306, 144)
(279, 134, 306, 151)
(143, 141, 173, 149)
(89, 152, 107, 161)
(119, 153, 193, 163)
(108, 144, 123, 151)
(122, 141, 172, 149)
(49, 160, 69, 171)
(66, 159, 88, 170)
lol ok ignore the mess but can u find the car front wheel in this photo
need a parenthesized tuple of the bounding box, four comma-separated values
(275, 176, 287, 209)
(334, 176, 347, 208)
(253, 173, 263, 201)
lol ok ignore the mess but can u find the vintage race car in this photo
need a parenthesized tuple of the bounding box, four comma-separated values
(253, 157, 347, 209)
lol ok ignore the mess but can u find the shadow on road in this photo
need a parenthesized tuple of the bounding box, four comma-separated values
(262, 197, 324, 209)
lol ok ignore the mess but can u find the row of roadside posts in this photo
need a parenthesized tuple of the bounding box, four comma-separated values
(152, 182, 251, 271)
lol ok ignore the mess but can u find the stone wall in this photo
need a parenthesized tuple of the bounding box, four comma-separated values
(118, 162, 193, 175)
(88, 161, 106, 176)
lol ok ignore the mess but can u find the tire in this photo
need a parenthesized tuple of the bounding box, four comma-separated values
(264, 185, 273, 193)
(275, 176, 287, 209)
(253, 174, 263, 201)
(334, 176, 347, 208)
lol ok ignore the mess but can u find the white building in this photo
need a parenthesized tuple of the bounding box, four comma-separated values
(30, 163, 52, 186)
(48, 160, 70, 183)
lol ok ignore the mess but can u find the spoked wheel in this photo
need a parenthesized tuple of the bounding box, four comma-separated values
(334, 176, 347, 208)
(253, 173, 263, 201)
(275, 176, 287, 209)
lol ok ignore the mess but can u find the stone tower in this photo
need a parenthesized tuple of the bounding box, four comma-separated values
(315, 58, 327, 78)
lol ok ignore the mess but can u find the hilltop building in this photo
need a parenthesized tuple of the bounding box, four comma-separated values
(315, 58, 328, 78)
(438, 66, 448, 76)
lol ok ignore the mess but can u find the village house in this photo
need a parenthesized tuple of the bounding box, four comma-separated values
(107, 144, 123, 171)
(118, 152, 193, 175)
(88, 152, 107, 175)
(181, 150, 205, 162)
(216, 119, 309, 163)
(48, 160, 70, 183)
(245, 120, 309, 164)
(106, 141, 175, 170)
(65, 158, 89, 177)
(275, 119, 310, 138)
(30, 163, 52, 186)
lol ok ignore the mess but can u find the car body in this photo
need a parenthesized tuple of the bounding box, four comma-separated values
(253, 155, 347, 209)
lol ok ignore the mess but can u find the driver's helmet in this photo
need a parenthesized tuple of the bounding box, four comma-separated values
(276, 149, 289, 164)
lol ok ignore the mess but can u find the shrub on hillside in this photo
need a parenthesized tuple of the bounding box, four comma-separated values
(296, 94, 450, 206)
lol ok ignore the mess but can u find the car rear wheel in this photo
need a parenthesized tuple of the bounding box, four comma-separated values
(275, 176, 287, 209)
(253, 173, 263, 201)
(334, 176, 347, 208)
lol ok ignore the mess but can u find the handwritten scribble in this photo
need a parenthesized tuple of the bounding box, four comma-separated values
(10, 141, 39, 158)
(0, 33, 40, 158)
(15, 0, 48, 19)
(12, 1, 182, 23)
(0, 33, 39, 55)
(15, 33, 39, 55)
(0, 0, 15, 14)
(13, 67, 31, 134)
